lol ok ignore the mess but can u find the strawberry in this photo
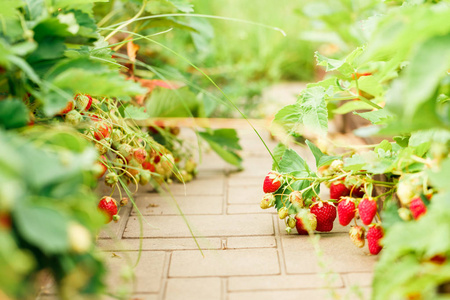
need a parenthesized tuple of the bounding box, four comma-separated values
(263, 171, 283, 193)
(349, 226, 365, 248)
(142, 161, 156, 172)
(409, 197, 427, 220)
(351, 185, 365, 198)
(120, 197, 129, 206)
(295, 212, 317, 235)
(95, 155, 108, 179)
(367, 224, 383, 255)
(337, 197, 356, 226)
(358, 197, 377, 225)
(98, 196, 118, 223)
(92, 120, 111, 140)
(330, 181, 350, 200)
(65, 110, 83, 126)
(288, 191, 303, 208)
(133, 148, 148, 164)
(260, 193, 275, 209)
(118, 144, 133, 162)
(278, 207, 289, 219)
(126, 158, 141, 177)
(58, 100, 74, 115)
(75, 94, 93, 111)
(68, 222, 91, 253)
(105, 172, 118, 187)
(139, 170, 151, 185)
(310, 201, 337, 232)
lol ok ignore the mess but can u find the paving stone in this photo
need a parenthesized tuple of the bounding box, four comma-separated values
(131, 194, 223, 215)
(98, 203, 132, 239)
(105, 251, 165, 293)
(282, 234, 377, 274)
(97, 237, 222, 251)
(165, 278, 221, 300)
(162, 178, 225, 196)
(227, 288, 371, 300)
(227, 204, 273, 214)
(228, 176, 262, 187)
(228, 157, 272, 177)
(169, 249, 280, 277)
(123, 215, 274, 238)
(226, 236, 276, 249)
(227, 184, 263, 204)
(228, 274, 343, 291)
(344, 272, 374, 288)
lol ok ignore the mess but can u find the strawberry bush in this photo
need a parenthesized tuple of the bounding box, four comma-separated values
(0, 0, 242, 298)
(263, 1, 450, 299)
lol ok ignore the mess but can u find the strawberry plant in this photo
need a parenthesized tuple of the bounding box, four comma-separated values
(263, 1, 450, 299)
(0, 0, 244, 298)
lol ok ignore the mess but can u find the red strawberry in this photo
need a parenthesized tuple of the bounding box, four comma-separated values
(133, 148, 148, 164)
(142, 161, 156, 172)
(358, 197, 377, 225)
(75, 94, 93, 111)
(310, 201, 337, 232)
(351, 185, 365, 198)
(429, 254, 447, 265)
(367, 224, 383, 255)
(58, 100, 74, 115)
(295, 212, 317, 235)
(98, 196, 118, 223)
(330, 181, 350, 200)
(95, 155, 108, 179)
(263, 171, 282, 193)
(337, 197, 356, 226)
(409, 197, 427, 220)
(92, 120, 111, 140)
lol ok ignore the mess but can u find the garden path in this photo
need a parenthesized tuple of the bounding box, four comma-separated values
(38, 83, 377, 300)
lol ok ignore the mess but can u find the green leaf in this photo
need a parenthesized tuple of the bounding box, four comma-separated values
(315, 51, 353, 75)
(305, 140, 339, 168)
(279, 149, 311, 176)
(333, 100, 375, 114)
(199, 129, 242, 167)
(0, 99, 28, 129)
(354, 109, 394, 125)
(146, 87, 201, 118)
(272, 103, 302, 136)
(374, 140, 392, 153)
(167, 0, 194, 13)
(299, 86, 329, 136)
(123, 106, 149, 120)
(14, 205, 69, 254)
(271, 143, 287, 170)
(427, 158, 450, 191)
(409, 129, 450, 147)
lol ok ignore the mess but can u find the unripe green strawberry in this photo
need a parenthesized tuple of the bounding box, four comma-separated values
(75, 94, 93, 111)
(68, 222, 91, 253)
(185, 158, 197, 174)
(118, 144, 133, 161)
(95, 139, 109, 155)
(178, 170, 193, 183)
(139, 170, 151, 185)
(113, 214, 120, 222)
(287, 216, 296, 228)
(285, 227, 292, 234)
(289, 191, 304, 208)
(65, 110, 82, 125)
(278, 207, 289, 219)
(105, 172, 119, 187)
(120, 197, 129, 206)
(260, 193, 276, 209)
(330, 159, 344, 172)
(349, 225, 365, 248)
(397, 207, 411, 221)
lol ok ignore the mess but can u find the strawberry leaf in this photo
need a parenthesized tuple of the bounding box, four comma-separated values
(279, 149, 311, 176)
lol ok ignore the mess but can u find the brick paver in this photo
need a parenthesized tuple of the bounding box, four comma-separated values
(37, 124, 376, 300)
